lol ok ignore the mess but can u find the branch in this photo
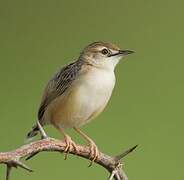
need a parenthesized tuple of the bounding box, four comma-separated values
(0, 137, 137, 180)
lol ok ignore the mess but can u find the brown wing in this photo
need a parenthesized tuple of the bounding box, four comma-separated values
(38, 60, 83, 122)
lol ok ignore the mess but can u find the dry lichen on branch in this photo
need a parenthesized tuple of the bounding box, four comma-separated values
(0, 137, 137, 180)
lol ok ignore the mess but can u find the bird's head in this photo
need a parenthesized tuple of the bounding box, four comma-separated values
(80, 41, 134, 70)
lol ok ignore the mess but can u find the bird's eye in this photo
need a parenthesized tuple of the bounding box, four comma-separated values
(101, 48, 109, 55)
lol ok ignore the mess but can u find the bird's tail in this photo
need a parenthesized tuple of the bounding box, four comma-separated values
(26, 124, 39, 142)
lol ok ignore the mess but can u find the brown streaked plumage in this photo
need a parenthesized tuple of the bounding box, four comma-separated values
(38, 61, 83, 122)
(26, 41, 134, 163)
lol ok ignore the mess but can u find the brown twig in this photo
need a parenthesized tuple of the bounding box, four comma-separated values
(0, 137, 137, 180)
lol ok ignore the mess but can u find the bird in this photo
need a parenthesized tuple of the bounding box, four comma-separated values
(26, 41, 134, 162)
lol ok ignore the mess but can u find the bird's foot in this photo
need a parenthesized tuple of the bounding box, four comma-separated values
(88, 140, 99, 167)
(63, 135, 79, 160)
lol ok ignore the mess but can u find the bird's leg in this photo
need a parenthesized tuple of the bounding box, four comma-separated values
(55, 126, 79, 159)
(73, 127, 99, 166)
(37, 121, 48, 139)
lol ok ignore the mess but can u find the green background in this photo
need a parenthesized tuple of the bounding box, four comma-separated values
(0, 0, 183, 179)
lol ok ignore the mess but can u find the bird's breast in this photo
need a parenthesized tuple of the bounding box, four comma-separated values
(50, 67, 116, 128)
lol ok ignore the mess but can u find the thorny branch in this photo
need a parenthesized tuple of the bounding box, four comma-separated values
(0, 137, 137, 180)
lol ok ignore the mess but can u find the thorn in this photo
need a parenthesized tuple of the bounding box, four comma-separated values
(115, 173, 121, 180)
(5, 160, 33, 180)
(108, 163, 123, 180)
(26, 152, 39, 161)
(108, 170, 116, 180)
(15, 160, 33, 172)
(108, 167, 119, 180)
(115, 145, 138, 161)
(6, 165, 12, 180)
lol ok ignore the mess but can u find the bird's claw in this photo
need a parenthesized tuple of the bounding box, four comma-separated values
(63, 135, 78, 160)
(88, 141, 99, 167)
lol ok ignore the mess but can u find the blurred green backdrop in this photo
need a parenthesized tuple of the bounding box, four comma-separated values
(0, 0, 183, 179)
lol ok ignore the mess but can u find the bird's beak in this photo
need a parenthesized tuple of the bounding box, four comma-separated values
(109, 50, 135, 57)
(118, 49, 135, 55)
